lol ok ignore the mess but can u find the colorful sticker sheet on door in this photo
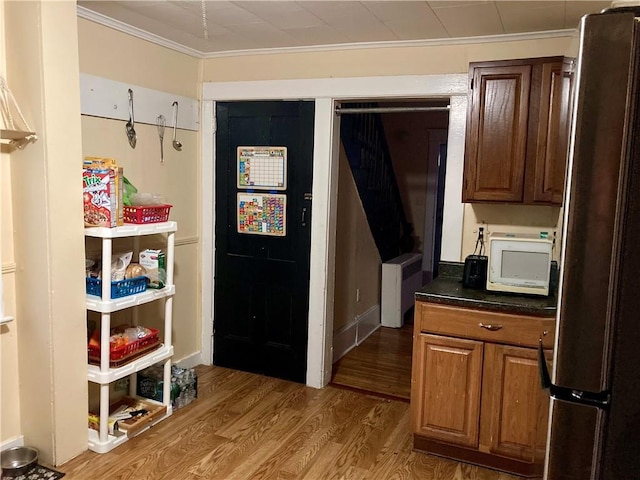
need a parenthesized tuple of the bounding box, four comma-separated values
(237, 193, 286, 236)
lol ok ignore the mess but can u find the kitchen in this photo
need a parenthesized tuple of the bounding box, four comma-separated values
(1, 1, 636, 479)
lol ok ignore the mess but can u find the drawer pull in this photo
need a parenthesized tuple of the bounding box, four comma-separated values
(479, 323, 503, 331)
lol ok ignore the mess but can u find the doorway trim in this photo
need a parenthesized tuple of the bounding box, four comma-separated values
(423, 128, 449, 278)
(201, 74, 467, 388)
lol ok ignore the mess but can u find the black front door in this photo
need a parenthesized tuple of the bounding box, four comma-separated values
(214, 101, 314, 383)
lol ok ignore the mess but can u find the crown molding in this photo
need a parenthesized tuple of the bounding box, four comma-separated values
(77, 5, 575, 60)
(77, 6, 205, 59)
(203, 29, 576, 58)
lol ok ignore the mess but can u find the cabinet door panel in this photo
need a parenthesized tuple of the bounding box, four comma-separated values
(529, 60, 572, 204)
(481, 343, 551, 462)
(464, 65, 531, 202)
(412, 333, 483, 447)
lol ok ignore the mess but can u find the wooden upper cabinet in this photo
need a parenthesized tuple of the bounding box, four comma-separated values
(463, 57, 572, 205)
(464, 64, 531, 202)
(527, 59, 573, 204)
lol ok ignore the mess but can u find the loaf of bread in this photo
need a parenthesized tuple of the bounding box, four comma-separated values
(125, 263, 147, 279)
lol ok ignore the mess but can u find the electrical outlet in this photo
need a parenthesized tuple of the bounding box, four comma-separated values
(356, 288, 361, 303)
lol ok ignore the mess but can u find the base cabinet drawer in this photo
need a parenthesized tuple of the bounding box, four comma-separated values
(417, 301, 555, 349)
(412, 300, 554, 477)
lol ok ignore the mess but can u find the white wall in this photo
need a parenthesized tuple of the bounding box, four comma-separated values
(78, 19, 202, 364)
(333, 143, 382, 354)
(3, 0, 87, 465)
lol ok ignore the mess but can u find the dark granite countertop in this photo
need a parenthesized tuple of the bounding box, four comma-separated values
(415, 262, 557, 317)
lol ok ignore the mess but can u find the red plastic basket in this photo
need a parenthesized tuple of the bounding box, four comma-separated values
(88, 327, 160, 367)
(123, 204, 172, 224)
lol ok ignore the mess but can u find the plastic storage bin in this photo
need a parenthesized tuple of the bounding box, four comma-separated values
(123, 205, 172, 224)
(86, 276, 147, 299)
(88, 327, 160, 367)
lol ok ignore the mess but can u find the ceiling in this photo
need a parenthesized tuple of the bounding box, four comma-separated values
(77, 1, 613, 58)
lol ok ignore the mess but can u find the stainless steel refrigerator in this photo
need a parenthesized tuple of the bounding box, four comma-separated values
(540, 7, 640, 480)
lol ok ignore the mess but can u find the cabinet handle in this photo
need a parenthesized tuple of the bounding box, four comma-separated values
(479, 323, 503, 331)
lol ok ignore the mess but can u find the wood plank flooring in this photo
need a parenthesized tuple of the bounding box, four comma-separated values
(60, 365, 523, 480)
(331, 324, 414, 400)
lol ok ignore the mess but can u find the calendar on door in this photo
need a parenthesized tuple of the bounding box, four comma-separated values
(237, 193, 286, 236)
(237, 146, 287, 190)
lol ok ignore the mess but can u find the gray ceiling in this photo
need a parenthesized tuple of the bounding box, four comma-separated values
(77, 1, 613, 57)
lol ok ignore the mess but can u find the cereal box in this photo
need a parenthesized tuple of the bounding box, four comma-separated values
(83, 168, 117, 227)
(83, 157, 123, 226)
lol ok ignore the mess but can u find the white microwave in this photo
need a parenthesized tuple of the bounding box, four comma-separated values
(486, 233, 553, 296)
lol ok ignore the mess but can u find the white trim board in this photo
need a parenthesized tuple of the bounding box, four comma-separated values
(173, 351, 203, 370)
(79, 73, 199, 131)
(201, 74, 467, 389)
(200, 100, 215, 369)
(1, 436, 24, 451)
(203, 75, 467, 101)
(332, 305, 381, 363)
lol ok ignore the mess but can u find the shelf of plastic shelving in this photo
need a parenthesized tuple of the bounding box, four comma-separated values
(84, 221, 177, 238)
(87, 344, 174, 384)
(87, 405, 172, 453)
(88, 397, 172, 454)
(88, 427, 128, 454)
(85, 220, 176, 453)
(85, 285, 175, 313)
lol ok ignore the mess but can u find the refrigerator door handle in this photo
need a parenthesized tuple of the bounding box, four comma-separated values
(538, 339, 611, 409)
(538, 337, 553, 389)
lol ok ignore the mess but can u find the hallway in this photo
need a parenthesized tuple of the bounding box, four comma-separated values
(331, 323, 413, 401)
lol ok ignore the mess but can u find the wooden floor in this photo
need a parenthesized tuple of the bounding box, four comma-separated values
(331, 324, 414, 401)
(60, 365, 522, 480)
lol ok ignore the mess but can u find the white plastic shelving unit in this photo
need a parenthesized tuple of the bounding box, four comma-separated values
(85, 221, 177, 454)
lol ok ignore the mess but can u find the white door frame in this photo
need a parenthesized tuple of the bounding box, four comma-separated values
(422, 128, 449, 277)
(201, 74, 467, 388)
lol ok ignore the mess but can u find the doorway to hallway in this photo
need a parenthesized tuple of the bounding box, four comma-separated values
(331, 322, 414, 401)
(330, 99, 450, 398)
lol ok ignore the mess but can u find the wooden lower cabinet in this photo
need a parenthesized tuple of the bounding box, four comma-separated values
(412, 334, 483, 447)
(480, 344, 551, 463)
(412, 301, 555, 478)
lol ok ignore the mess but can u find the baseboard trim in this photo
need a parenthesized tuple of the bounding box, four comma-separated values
(1, 436, 24, 451)
(356, 305, 380, 344)
(333, 321, 358, 363)
(332, 304, 381, 363)
(173, 351, 204, 369)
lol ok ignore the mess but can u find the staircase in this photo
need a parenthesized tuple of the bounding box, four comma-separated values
(340, 103, 413, 262)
